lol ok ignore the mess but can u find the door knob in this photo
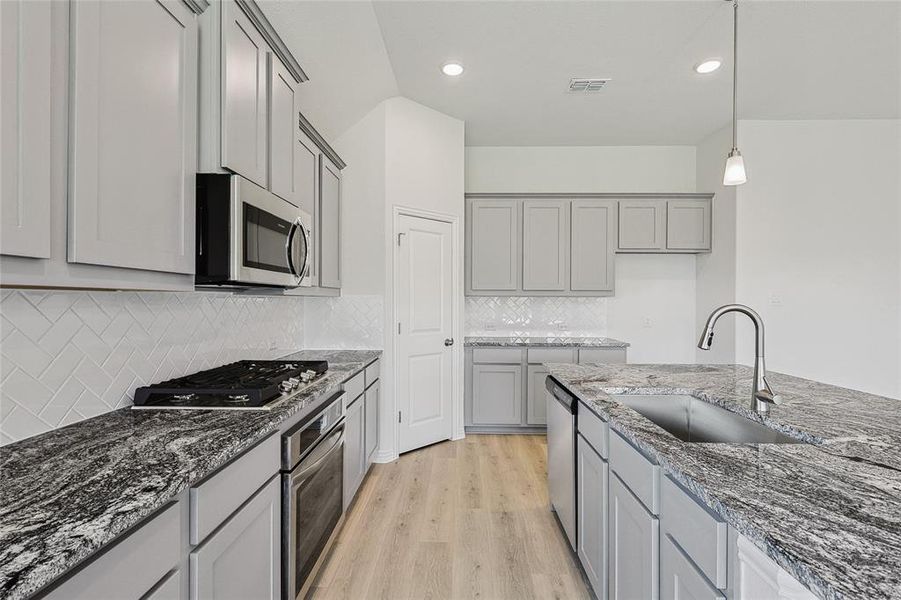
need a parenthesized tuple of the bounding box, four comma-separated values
(444, 338, 454, 347)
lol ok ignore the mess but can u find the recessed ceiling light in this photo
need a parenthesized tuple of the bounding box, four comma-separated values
(694, 59, 722, 74)
(442, 62, 464, 77)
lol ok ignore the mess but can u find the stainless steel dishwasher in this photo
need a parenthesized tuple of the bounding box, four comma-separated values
(546, 375, 577, 549)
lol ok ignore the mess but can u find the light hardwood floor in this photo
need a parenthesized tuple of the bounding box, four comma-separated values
(310, 434, 591, 600)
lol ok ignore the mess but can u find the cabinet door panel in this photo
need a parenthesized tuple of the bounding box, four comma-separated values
(571, 200, 615, 291)
(472, 364, 522, 425)
(522, 200, 568, 291)
(661, 534, 725, 600)
(1, 0, 51, 258)
(468, 199, 519, 291)
(190, 477, 280, 600)
(68, 0, 196, 274)
(578, 435, 608, 599)
(365, 381, 379, 466)
(667, 199, 711, 251)
(618, 200, 666, 251)
(343, 396, 365, 509)
(221, 1, 268, 187)
(294, 131, 318, 283)
(268, 54, 296, 203)
(609, 473, 659, 600)
(319, 156, 341, 288)
(526, 364, 549, 425)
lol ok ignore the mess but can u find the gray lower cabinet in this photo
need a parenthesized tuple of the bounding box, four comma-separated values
(577, 434, 608, 599)
(471, 363, 523, 425)
(190, 476, 281, 600)
(0, 0, 52, 259)
(608, 473, 659, 600)
(365, 381, 380, 466)
(68, 0, 197, 275)
(661, 534, 725, 600)
(526, 365, 549, 425)
(343, 393, 366, 509)
(318, 156, 342, 289)
(145, 569, 183, 600)
(522, 200, 569, 291)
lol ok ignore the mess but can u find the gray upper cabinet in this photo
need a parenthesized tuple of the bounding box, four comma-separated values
(319, 156, 342, 289)
(467, 199, 520, 292)
(522, 200, 569, 291)
(618, 199, 667, 251)
(1, 0, 52, 259)
(571, 200, 616, 292)
(267, 54, 297, 204)
(667, 199, 711, 251)
(190, 476, 281, 600)
(471, 363, 523, 425)
(68, 0, 197, 275)
(609, 473, 660, 600)
(294, 131, 319, 287)
(220, 0, 268, 187)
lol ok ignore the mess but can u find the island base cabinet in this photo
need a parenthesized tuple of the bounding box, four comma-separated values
(577, 434, 608, 599)
(190, 477, 280, 600)
(609, 473, 659, 600)
(732, 534, 818, 600)
(660, 534, 725, 600)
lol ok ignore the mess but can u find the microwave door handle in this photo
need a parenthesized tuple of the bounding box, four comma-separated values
(285, 218, 301, 279)
(299, 225, 311, 280)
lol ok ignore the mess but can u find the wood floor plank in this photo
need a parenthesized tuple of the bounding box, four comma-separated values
(309, 435, 590, 600)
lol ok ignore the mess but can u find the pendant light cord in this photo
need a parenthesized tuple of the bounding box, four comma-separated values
(732, 0, 739, 150)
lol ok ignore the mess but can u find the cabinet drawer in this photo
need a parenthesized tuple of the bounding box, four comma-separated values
(344, 371, 365, 401)
(578, 348, 627, 364)
(661, 476, 727, 589)
(365, 359, 380, 388)
(472, 348, 522, 364)
(661, 534, 725, 600)
(190, 434, 279, 544)
(527, 348, 575, 364)
(144, 568, 181, 600)
(44, 502, 180, 600)
(609, 431, 660, 514)
(577, 403, 608, 459)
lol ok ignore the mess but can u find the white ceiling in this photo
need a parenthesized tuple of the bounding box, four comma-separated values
(260, 1, 900, 146)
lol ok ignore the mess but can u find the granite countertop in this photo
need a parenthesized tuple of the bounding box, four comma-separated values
(546, 363, 901, 600)
(0, 349, 381, 600)
(464, 335, 629, 348)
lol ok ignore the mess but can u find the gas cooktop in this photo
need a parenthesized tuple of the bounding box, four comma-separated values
(132, 360, 328, 410)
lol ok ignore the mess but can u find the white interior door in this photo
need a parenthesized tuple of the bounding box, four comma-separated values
(396, 214, 454, 454)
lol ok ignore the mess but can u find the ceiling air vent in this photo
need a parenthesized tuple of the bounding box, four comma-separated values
(568, 78, 611, 93)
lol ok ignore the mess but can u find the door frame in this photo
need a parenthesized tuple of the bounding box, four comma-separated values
(391, 205, 464, 457)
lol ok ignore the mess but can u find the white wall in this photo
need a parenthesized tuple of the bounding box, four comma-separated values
(734, 120, 901, 398)
(464, 145, 701, 363)
(695, 126, 737, 363)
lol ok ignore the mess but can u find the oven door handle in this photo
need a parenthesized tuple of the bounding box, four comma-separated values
(292, 427, 345, 484)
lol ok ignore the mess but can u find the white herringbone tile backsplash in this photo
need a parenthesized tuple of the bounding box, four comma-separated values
(465, 296, 608, 337)
(304, 295, 384, 349)
(0, 290, 305, 445)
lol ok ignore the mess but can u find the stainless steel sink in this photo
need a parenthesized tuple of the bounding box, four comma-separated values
(610, 394, 803, 444)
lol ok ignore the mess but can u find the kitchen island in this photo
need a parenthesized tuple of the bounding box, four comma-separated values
(547, 362, 901, 600)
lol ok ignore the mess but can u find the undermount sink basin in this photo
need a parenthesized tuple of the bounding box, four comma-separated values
(610, 394, 803, 444)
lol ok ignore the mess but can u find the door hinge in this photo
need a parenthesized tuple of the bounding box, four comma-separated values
(397, 232, 405, 246)
(398, 411, 402, 423)
(397, 322, 401, 334)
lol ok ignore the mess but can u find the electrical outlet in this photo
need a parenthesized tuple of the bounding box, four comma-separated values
(555, 322, 568, 331)
(768, 294, 783, 306)
(643, 317, 653, 328)
(268, 341, 278, 351)
(484, 323, 497, 331)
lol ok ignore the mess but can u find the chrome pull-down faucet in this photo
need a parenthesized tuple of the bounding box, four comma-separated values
(697, 304, 782, 415)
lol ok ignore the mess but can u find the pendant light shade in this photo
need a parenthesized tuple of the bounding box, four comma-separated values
(723, 149, 747, 186)
(723, 0, 747, 186)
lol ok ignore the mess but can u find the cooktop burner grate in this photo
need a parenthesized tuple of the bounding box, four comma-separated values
(133, 360, 328, 407)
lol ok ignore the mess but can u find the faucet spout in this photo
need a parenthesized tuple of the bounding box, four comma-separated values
(697, 304, 778, 415)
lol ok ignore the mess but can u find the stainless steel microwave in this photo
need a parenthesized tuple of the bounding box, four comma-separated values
(195, 174, 312, 288)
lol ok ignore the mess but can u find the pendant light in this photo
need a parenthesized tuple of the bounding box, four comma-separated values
(723, 0, 747, 186)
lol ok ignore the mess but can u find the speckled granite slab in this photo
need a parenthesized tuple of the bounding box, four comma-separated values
(464, 335, 629, 348)
(0, 350, 380, 600)
(546, 363, 901, 600)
